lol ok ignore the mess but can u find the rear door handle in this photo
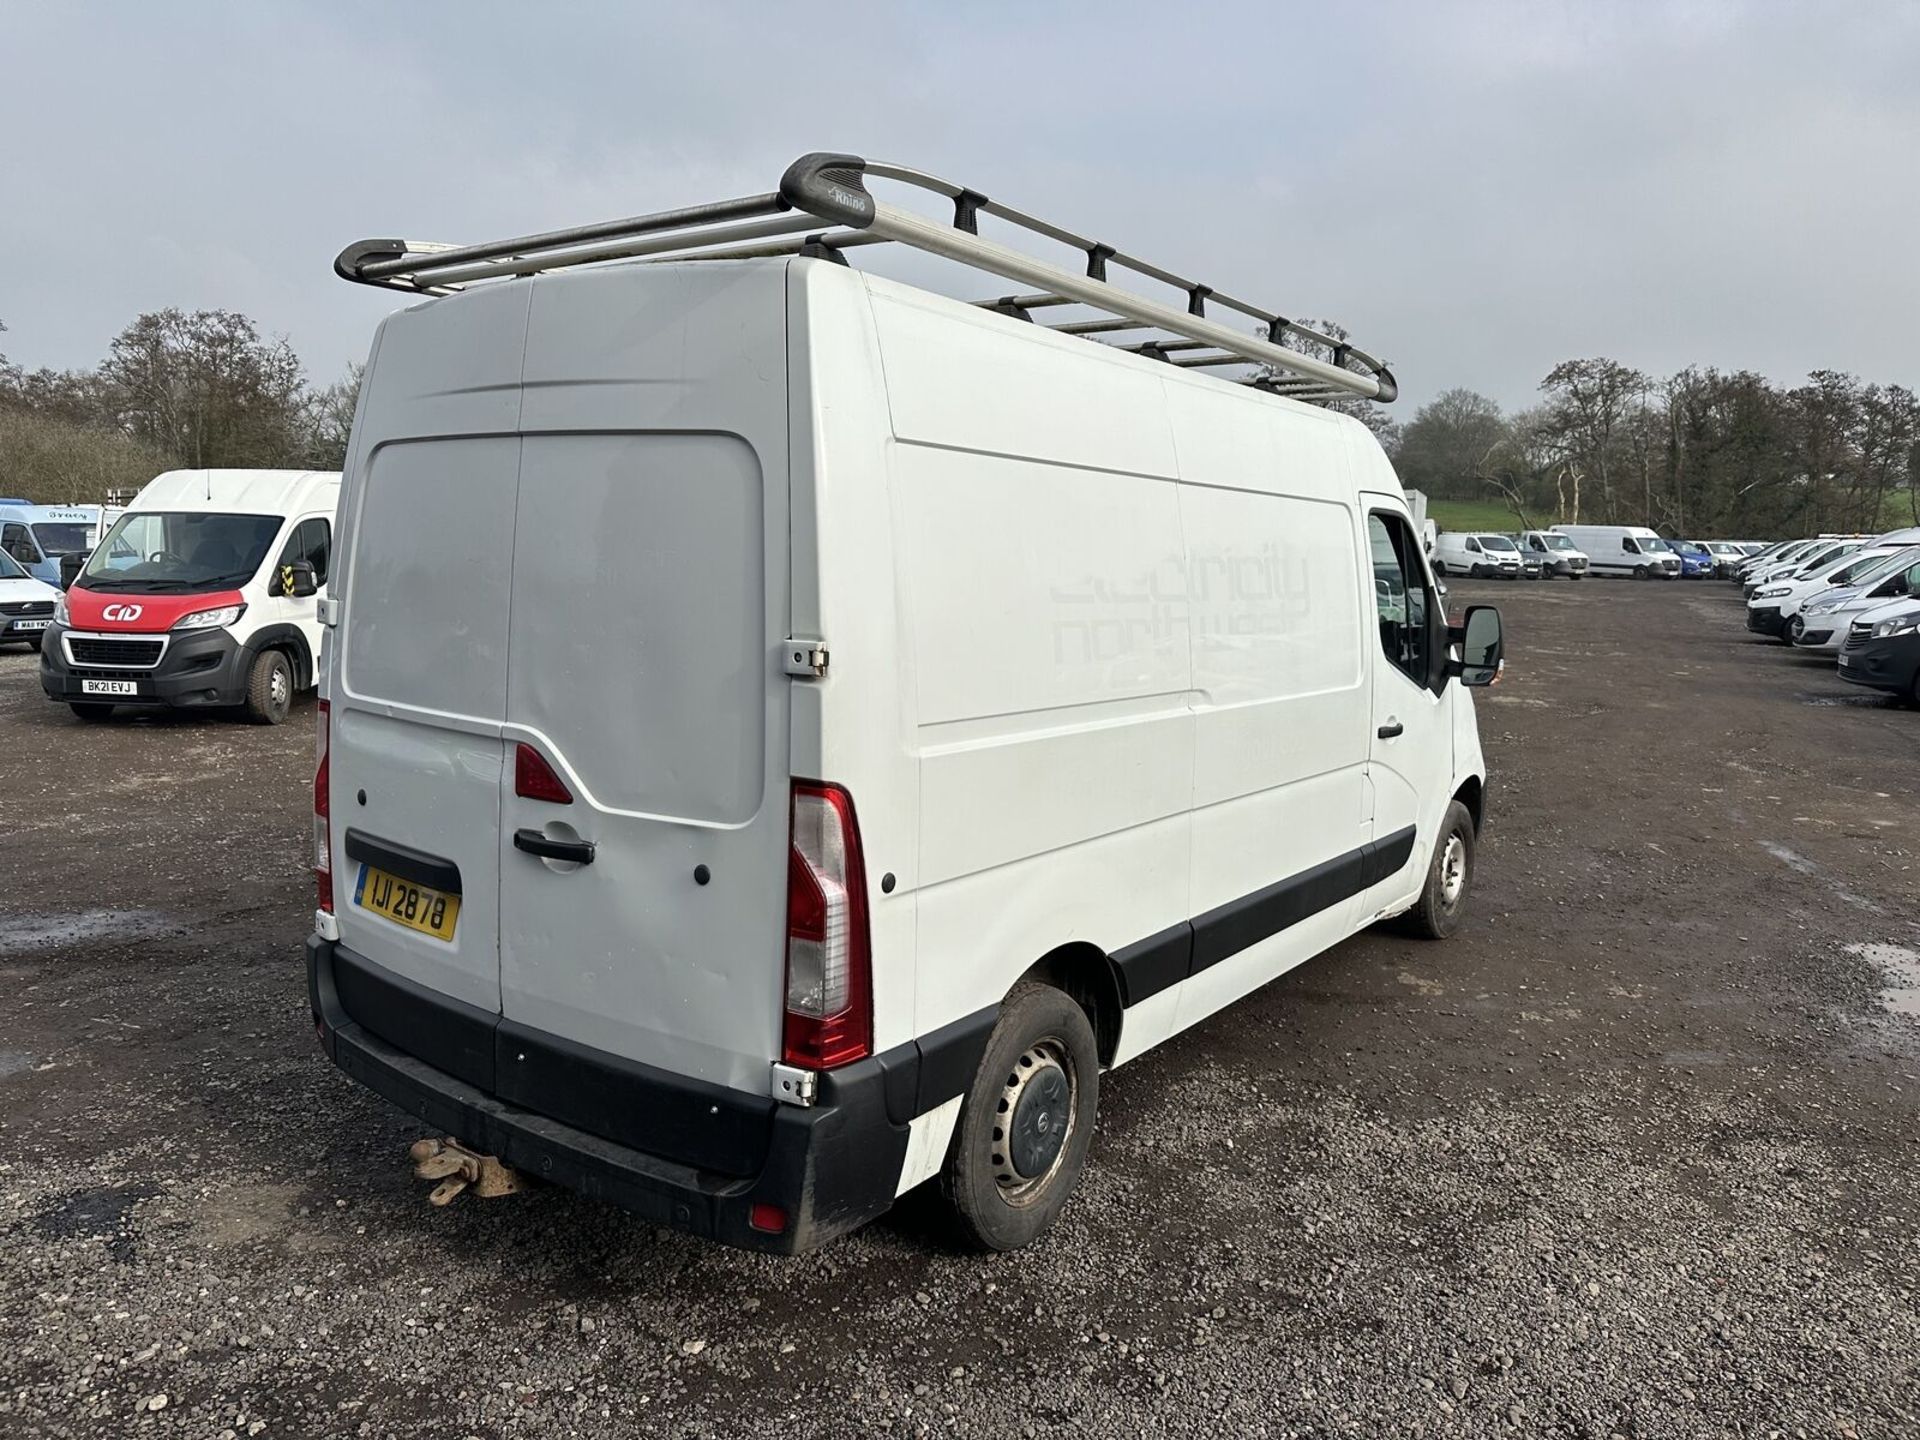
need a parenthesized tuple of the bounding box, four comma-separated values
(513, 829, 596, 865)
(1377, 719, 1404, 739)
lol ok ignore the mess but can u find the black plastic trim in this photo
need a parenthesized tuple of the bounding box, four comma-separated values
(343, 829, 462, 894)
(495, 1019, 773, 1178)
(306, 938, 907, 1254)
(1116, 826, 1421, 1005)
(331, 943, 495, 1090)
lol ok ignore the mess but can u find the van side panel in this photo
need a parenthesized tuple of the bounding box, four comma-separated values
(864, 282, 1195, 1046)
(1166, 388, 1372, 1035)
(787, 264, 922, 1058)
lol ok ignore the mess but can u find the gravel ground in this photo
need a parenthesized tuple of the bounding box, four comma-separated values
(1, 579, 1917, 1439)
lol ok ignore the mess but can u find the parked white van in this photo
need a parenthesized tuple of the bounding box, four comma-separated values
(1430, 530, 1523, 579)
(1517, 529, 1589, 578)
(39, 469, 339, 724)
(1550, 524, 1682, 580)
(307, 155, 1504, 1253)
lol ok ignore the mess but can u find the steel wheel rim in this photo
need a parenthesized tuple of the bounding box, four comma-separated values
(270, 666, 289, 707)
(1439, 833, 1467, 907)
(990, 1038, 1077, 1204)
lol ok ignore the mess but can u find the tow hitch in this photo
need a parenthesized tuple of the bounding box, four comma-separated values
(408, 1137, 524, 1206)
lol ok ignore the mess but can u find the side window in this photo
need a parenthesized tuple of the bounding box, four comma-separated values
(1466, 537, 1481, 553)
(1622, 537, 1639, 554)
(3, 523, 40, 563)
(1367, 513, 1431, 687)
(275, 518, 332, 587)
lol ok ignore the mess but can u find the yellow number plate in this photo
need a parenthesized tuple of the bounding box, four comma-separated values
(354, 865, 460, 942)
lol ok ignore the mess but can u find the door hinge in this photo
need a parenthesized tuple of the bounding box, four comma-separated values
(782, 639, 829, 678)
(317, 596, 341, 627)
(771, 1062, 817, 1107)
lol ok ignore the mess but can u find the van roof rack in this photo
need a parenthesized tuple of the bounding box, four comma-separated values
(334, 152, 1396, 406)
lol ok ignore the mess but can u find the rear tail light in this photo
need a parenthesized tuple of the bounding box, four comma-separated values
(748, 1202, 788, 1235)
(782, 781, 871, 1069)
(314, 699, 333, 913)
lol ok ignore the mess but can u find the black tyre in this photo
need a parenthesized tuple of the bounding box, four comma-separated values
(1470, 564, 1486, 578)
(1402, 800, 1476, 940)
(244, 649, 293, 726)
(1633, 566, 1650, 581)
(1784, 615, 1804, 645)
(1432, 561, 1448, 578)
(941, 983, 1099, 1252)
(70, 703, 115, 723)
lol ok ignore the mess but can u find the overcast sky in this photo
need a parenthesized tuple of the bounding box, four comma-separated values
(4, 1, 1915, 415)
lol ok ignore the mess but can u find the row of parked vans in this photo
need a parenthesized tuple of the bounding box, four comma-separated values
(13, 153, 1514, 1256)
(1738, 529, 1920, 702)
(1429, 526, 1764, 582)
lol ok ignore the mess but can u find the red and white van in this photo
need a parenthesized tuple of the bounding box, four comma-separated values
(40, 469, 340, 724)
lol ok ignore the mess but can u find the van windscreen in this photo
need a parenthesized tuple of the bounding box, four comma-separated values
(31, 522, 91, 555)
(76, 511, 282, 592)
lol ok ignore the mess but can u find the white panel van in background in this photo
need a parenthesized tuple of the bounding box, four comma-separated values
(1550, 524, 1683, 580)
(306, 154, 1505, 1253)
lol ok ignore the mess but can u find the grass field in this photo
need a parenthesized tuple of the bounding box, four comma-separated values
(1425, 499, 1525, 533)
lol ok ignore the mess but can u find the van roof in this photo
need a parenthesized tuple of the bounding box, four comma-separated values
(129, 469, 341, 515)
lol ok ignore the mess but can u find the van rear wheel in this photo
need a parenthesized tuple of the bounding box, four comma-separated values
(244, 649, 293, 726)
(941, 983, 1099, 1252)
(1403, 800, 1476, 940)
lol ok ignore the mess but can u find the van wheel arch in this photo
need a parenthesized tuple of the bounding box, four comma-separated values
(1452, 776, 1485, 835)
(241, 625, 315, 691)
(1018, 943, 1124, 1068)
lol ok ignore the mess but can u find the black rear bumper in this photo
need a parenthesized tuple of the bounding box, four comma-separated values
(306, 936, 916, 1253)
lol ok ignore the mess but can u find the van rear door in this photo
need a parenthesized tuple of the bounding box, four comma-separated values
(494, 265, 793, 1098)
(331, 285, 532, 1025)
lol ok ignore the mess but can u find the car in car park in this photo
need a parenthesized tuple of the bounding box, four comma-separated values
(1745, 535, 1920, 640)
(1517, 529, 1589, 578)
(1668, 541, 1715, 578)
(1501, 536, 1545, 579)
(1836, 597, 1920, 703)
(1743, 537, 1864, 597)
(0, 547, 61, 650)
(38, 468, 339, 725)
(1701, 541, 1748, 577)
(1792, 548, 1920, 653)
(1430, 530, 1524, 578)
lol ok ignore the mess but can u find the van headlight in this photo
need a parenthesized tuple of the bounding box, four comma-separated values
(1753, 585, 1792, 600)
(171, 603, 246, 632)
(54, 593, 70, 626)
(1872, 615, 1920, 639)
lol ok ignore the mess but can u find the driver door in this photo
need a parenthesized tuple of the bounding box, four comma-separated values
(1360, 498, 1450, 913)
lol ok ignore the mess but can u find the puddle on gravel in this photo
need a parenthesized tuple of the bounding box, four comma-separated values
(0, 909, 178, 957)
(1850, 942, 1920, 1016)
(32, 1182, 160, 1263)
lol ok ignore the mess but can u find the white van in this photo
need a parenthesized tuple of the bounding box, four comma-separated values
(1550, 524, 1682, 579)
(1430, 531, 1523, 579)
(40, 469, 339, 724)
(1517, 529, 1589, 578)
(307, 154, 1504, 1253)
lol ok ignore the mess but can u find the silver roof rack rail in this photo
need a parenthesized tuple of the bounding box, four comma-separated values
(335, 152, 1396, 405)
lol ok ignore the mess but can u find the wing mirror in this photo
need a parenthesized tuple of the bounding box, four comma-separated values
(275, 560, 319, 598)
(1447, 605, 1503, 687)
